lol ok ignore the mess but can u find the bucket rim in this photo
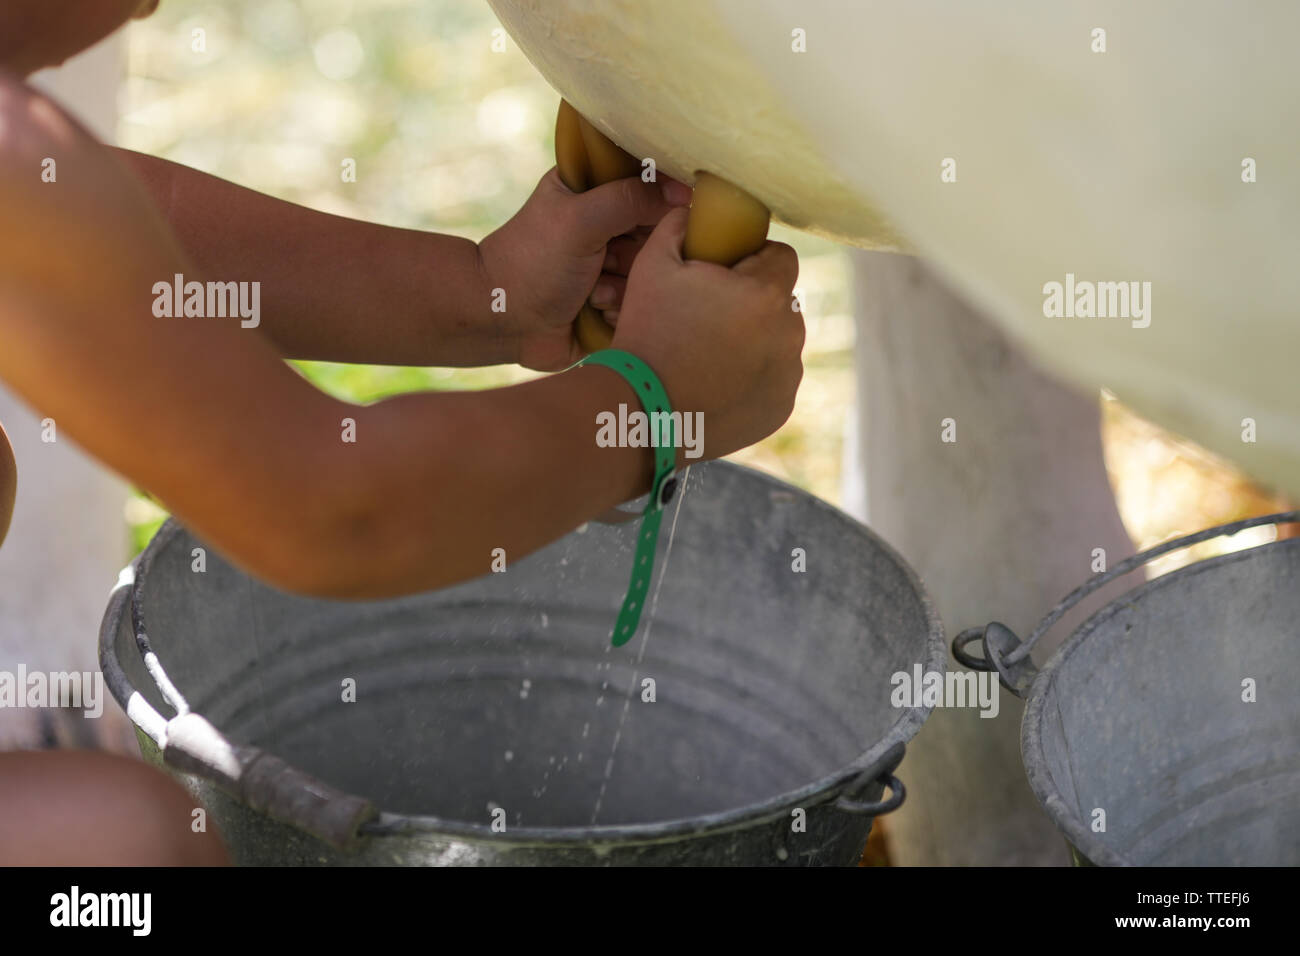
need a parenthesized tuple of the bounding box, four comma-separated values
(104, 460, 947, 848)
(1020, 535, 1300, 867)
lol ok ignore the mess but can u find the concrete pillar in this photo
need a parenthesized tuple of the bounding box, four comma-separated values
(847, 250, 1136, 865)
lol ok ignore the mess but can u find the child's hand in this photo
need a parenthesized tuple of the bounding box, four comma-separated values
(0, 421, 14, 549)
(612, 208, 805, 462)
(479, 169, 691, 371)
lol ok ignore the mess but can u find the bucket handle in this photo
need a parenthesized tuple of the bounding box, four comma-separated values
(99, 567, 378, 850)
(833, 742, 907, 815)
(952, 510, 1300, 698)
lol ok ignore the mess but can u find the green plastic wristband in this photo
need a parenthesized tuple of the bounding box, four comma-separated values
(575, 349, 678, 646)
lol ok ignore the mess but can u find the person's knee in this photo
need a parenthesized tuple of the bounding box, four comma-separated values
(0, 749, 229, 865)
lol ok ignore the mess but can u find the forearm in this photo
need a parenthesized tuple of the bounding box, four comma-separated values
(2, 275, 649, 598)
(2, 80, 655, 601)
(116, 149, 513, 367)
(175, 361, 653, 599)
(314, 365, 651, 597)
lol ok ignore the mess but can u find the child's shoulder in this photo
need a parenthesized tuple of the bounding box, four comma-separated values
(0, 76, 92, 224)
(0, 75, 119, 221)
(0, 74, 84, 167)
(0, 76, 161, 297)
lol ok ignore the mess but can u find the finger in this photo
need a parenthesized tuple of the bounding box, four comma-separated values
(603, 309, 620, 328)
(572, 177, 681, 253)
(603, 234, 651, 275)
(658, 175, 692, 207)
(589, 273, 627, 311)
(732, 240, 799, 292)
(633, 206, 690, 267)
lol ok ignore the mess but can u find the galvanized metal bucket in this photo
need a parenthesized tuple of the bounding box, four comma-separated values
(955, 513, 1300, 866)
(100, 461, 945, 865)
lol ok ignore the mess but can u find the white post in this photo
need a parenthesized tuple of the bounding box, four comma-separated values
(0, 32, 133, 750)
(847, 250, 1135, 865)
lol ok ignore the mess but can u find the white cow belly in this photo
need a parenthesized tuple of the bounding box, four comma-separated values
(489, 0, 1300, 497)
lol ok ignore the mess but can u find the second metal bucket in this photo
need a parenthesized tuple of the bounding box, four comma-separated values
(959, 514, 1300, 865)
(100, 461, 945, 865)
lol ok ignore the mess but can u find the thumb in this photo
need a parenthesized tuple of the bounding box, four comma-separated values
(571, 177, 682, 252)
(633, 206, 690, 267)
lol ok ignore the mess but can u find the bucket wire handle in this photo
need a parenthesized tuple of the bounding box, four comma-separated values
(112, 538, 379, 850)
(833, 742, 907, 815)
(953, 510, 1300, 697)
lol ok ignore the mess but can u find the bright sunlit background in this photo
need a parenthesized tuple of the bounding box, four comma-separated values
(118, 0, 1292, 570)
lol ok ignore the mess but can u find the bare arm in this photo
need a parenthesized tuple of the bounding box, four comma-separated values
(0, 80, 651, 597)
(116, 149, 512, 367)
(0, 79, 803, 600)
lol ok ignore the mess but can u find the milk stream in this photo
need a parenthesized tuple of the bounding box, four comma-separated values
(589, 466, 691, 824)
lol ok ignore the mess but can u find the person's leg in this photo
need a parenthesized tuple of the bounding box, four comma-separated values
(0, 750, 229, 865)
